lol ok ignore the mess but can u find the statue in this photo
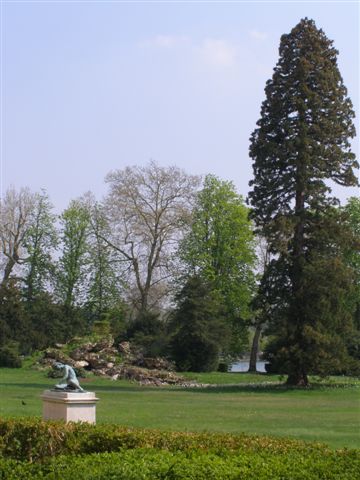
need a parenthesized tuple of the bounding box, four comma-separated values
(53, 362, 85, 392)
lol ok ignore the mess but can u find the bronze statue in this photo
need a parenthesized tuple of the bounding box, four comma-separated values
(53, 362, 85, 392)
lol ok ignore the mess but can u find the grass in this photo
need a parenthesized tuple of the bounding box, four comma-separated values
(0, 367, 359, 449)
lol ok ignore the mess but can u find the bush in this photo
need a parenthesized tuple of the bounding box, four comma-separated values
(0, 345, 22, 368)
(217, 361, 229, 372)
(0, 418, 359, 461)
(92, 320, 111, 336)
(0, 445, 359, 480)
(124, 311, 168, 357)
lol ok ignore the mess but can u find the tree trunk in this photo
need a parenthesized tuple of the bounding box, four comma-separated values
(2, 257, 16, 286)
(286, 372, 309, 386)
(248, 323, 262, 372)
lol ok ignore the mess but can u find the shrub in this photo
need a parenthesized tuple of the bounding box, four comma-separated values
(0, 418, 359, 480)
(0, 418, 359, 460)
(0, 345, 22, 368)
(217, 361, 229, 372)
(92, 320, 111, 336)
(124, 311, 168, 357)
(0, 447, 359, 480)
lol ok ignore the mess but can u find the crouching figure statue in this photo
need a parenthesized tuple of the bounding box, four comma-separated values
(53, 362, 85, 392)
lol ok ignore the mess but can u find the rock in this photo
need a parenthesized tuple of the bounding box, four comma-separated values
(39, 339, 193, 387)
(106, 365, 123, 376)
(118, 341, 131, 356)
(43, 349, 75, 367)
(102, 353, 118, 363)
(83, 353, 109, 369)
(137, 357, 175, 371)
(70, 343, 95, 360)
(113, 365, 190, 387)
(74, 360, 89, 369)
(93, 336, 114, 352)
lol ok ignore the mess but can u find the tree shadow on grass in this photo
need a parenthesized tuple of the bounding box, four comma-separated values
(2, 381, 356, 396)
(0, 382, 144, 394)
(0, 382, 52, 389)
(181, 382, 359, 394)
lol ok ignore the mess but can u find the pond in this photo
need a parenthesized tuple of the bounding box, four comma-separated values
(230, 360, 267, 373)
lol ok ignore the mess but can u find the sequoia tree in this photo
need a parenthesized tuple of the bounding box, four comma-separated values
(248, 19, 358, 385)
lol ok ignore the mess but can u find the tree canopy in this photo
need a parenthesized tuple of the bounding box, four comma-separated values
(180, 174, 256, 354)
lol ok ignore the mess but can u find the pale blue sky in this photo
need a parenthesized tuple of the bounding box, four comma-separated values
(1, 0, 359, 211)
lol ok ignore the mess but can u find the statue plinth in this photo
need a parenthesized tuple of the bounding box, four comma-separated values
(41, 390, 99, 424)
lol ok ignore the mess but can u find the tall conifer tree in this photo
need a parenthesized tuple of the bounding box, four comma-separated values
(248, 18, 358, 385)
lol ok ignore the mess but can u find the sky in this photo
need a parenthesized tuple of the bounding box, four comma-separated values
(1, 0, 359, 212)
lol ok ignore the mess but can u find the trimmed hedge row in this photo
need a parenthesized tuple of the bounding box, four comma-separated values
(0, 418, 329, 462)
(1, 448, 360, 480)
(0, 419, 359, 479)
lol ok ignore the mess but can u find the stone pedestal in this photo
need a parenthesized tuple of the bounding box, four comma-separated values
(41, 390, 99, 424)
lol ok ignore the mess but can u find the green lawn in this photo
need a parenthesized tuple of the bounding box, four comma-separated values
(0, 368, 359, 449)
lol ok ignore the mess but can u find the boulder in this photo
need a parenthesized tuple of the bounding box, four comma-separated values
(118, 341, 131, 356)
(70, 343, 96, 360)
(93, 336, 114, 352)
(83, 353, 109, 369)
(43, 348, 75, 367)
(74, 360, 89, 369)
(137, 357, 175, 371)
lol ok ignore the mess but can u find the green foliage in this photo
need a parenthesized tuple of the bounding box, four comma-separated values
(248, 18, 359, 385)
(217, 361, 229, 372)
(169, 276, 229, 371)
(92, 320, 111, 336)
(342, 197, 360, 359)
(180, 175, 256, 354)
(22, 191, 58, 302)
(0, 282, 33, 354)
(124, 310, 168, 357)
(84, 201, 125, 325)
(56, 200, 90, 308)
(264, 250, 360, 377)
(0, 419, 359, 480)
(1, 448, 359, 480)
(0, 343, 22, 368)
(0, 280, 87, 354)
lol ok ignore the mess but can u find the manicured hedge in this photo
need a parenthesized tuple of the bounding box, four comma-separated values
(0, 417, 326, 461)
(0, 419, 359, 479)
(1, 448, 360, 480)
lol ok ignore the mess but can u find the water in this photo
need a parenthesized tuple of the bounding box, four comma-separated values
(230, 360, 266, 373)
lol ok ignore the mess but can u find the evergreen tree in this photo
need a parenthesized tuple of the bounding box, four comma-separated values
(248, 19, 358, 385)
(342, 197, 360, 362)
(169, 276, 229, 372)
(0, 280, 32, 354)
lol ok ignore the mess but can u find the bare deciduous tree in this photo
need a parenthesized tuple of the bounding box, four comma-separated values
(0, 187, 37, 286)
(104, 161, 200, 312)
